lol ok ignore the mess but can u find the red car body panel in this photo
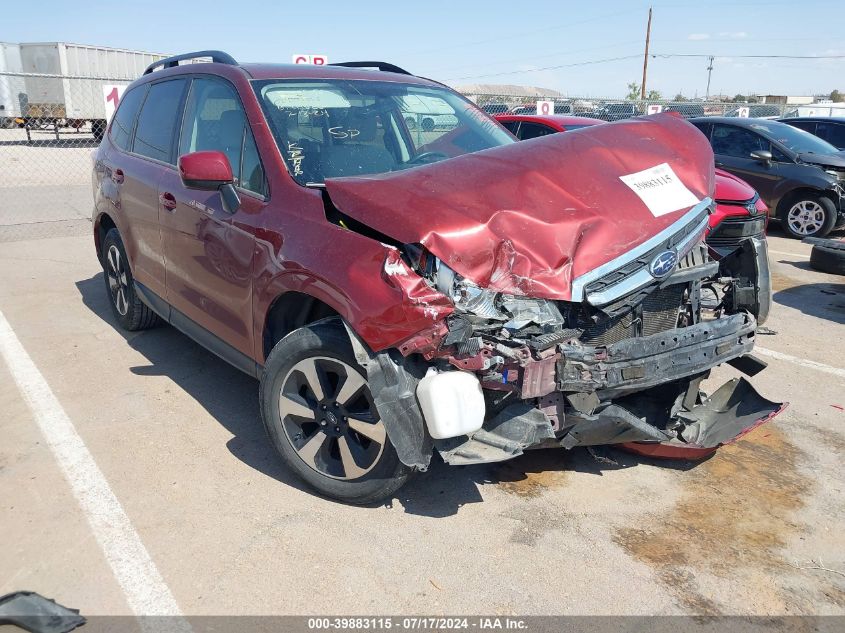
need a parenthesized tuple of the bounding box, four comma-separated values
(711, 167, 769, 226)
(494, 114, 605, 131)
(326, 113, 715, 302)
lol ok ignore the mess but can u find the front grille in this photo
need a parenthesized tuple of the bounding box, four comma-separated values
(707, 216, 766, 249)
(582, 208, 709, 300)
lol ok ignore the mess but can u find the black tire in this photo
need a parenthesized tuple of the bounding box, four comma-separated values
(404, 116, 417, 130)
(101, 229, 160, 331)
(779, 193, 837, 239)
(91, 120, 106, 142)
(259, 321, 412, 504)
(809, 243, 845, 275)
(421, 117, 435, 132)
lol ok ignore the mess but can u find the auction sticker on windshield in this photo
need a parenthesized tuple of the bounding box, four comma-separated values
(619, 162, 700, 217)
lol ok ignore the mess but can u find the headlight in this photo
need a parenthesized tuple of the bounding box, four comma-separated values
(435, 260, 565, 328)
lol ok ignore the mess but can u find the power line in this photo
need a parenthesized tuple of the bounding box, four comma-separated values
(446, 55, 642, 82)
(652, 52, 845, 59)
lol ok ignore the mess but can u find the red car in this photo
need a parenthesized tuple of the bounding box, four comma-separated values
(92, 51, 781, 503)
(495, 113, 770, 257)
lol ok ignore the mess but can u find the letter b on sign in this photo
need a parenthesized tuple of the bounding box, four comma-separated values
(536, 100, 554, 115)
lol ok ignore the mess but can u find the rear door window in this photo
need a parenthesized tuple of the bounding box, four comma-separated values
(109, 85, 146, 152)
(133, 79, 188, 164)
(518, 122, 556, 140)
(711, 124, 767, 158)
(179, 77, 266, 196)
(816, 121, 845, 148)
(499, 120, 520, 135)
(785, 119, 816, 134)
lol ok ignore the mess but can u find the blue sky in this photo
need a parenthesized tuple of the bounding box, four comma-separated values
(6, 0, 844, 98)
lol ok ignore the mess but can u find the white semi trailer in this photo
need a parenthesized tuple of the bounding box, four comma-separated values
(0, 42, 25, 127)
(11, 42, 166, 139)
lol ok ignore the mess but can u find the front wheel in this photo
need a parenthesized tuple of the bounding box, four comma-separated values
(259, 321, 412, 504)
(781, 194, 837, 239)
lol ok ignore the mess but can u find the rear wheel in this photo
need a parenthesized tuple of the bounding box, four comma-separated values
(91, 120, 106, 142)
(259, 321, 412, 504)
(101, 229, 160, 331)
(780, 193, 837, 239)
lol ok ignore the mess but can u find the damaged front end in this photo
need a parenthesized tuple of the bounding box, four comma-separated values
(390, 202, 783, 465)
(324, 116, 783, 468)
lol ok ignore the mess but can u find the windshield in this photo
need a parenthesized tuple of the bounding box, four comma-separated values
(253, 79, 514, 185)
(749, 120, 839, 155)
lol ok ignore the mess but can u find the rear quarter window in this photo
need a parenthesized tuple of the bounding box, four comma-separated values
(109, 85, 146, 152)
(133, 79, 188, 164)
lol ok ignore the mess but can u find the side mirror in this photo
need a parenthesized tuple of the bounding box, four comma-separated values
(178, 150, 240, 213)
(750, 149, 773, 165)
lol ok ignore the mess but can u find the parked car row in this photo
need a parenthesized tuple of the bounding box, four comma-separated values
(93, 51, 782, 503)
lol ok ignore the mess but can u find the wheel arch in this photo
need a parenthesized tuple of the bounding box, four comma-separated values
(94, 211, 117, 263)
(775, 186, 837, 218)
(262, 291, 342, 362)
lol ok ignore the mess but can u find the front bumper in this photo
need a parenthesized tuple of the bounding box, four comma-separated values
(557, 312, 756, 398)
(433, 312, 784, 466)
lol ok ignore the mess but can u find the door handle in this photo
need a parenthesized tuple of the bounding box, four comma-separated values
(159, 192, 177, 211)
(111, 168, 124, 184)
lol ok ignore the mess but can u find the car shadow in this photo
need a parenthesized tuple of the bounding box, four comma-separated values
(771, 266, 845, 323)
(75, 273, 316, 498)
(76, 271, 707, 518)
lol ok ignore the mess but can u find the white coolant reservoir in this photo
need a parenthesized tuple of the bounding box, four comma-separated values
(417, 370, 486, 439)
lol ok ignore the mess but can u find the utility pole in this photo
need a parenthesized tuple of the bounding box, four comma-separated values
(641, 6, 652, 100)
(705, 55, 714, 100)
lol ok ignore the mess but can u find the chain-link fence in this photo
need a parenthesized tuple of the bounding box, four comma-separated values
(0, 70, 139, 240)
(0, 70, 835, 241)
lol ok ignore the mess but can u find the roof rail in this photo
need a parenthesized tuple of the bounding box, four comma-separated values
(143, 50, 238, 75)
(329, 61, 411, 76)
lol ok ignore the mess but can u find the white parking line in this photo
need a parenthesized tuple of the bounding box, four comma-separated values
(769, 249, 810, 259)
(756, 346, 845, 379)
(0, 308, 187, 622)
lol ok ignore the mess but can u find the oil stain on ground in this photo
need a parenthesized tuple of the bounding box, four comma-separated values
(614, 425, 810, 615)
(491, 450, 570, 499)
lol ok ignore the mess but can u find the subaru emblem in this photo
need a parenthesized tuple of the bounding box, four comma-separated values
(649, 250, 678, 279)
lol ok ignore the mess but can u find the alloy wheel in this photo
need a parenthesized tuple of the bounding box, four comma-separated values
(787, 200, 826, 236)
(106, 244, 130, 316)
(279, 356, 385, 480)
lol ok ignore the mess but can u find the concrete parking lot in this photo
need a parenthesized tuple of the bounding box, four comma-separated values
(1, 181, 844, 618)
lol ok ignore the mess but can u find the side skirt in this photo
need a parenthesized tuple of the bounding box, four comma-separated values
(134, 281, 262, 379)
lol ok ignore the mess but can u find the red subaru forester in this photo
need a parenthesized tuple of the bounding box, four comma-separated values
(92, 51, 782, 503)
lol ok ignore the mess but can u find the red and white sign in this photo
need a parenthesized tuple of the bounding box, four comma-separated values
(647, 104, 663, 115)
(102, 85, 128, 122)
(292, 54, 329, 65)
(536, 100, 555, 116)
(737, 106, 750, 118)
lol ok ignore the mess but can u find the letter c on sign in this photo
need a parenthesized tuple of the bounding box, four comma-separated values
(294, 56, 308, 64)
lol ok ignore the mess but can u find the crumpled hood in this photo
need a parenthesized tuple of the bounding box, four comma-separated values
(325, 113, 715, 301)
(797, 151, 845, 169)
